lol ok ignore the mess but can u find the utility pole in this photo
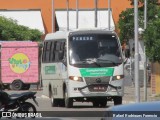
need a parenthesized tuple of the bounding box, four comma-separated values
(76, 0, 79, 29)
(134, 0, 140, 102)
(143, 0, 147, 101)
(108, 0, 111, 30)
(67, 0, 69, 31)
(144, 0, 147, 29)
(95, 0, 98, 27)
(52, 0, 55, 32)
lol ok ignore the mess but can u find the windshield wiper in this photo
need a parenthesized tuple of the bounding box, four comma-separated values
(81, 58, 102, 67)
(97, 58, 117, 65)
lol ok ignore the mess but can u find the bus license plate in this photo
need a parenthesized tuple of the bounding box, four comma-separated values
(91, 85, 107, 92)
(93, 86, 105, 90)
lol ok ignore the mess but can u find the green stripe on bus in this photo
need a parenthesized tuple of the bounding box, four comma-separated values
(45, 66, 56, 74)
(80, 68, 114, 77)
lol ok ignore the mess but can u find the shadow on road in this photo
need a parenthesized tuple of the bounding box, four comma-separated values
(72, 105, 110, 109)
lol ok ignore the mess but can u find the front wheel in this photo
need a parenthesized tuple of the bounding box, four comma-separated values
(92, 99, 107, 107)
(113, 96, 122, 105)
(51, 96, 58, 107)
(19, 102, 36, 113)
(64, 89, 73, 108)
(99, 99, 107, 107)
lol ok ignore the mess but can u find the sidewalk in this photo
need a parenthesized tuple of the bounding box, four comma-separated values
(123, 85, 160, 104)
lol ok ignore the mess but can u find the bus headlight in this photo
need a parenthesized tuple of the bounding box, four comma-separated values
(112, 75, 124, 80)
(69, 76, 83, 82)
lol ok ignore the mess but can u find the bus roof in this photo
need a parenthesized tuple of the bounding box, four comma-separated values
(44, 31, 68, 41)
(70, 29, 115, 34)
(44, 29, 116, 41)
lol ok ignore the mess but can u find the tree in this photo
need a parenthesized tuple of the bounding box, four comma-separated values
(129, 0, 158, 5)
(143, 13, 160, 62)
(118, 0, 160, 62)
(0, 16, 42, 41)
(118, 0, 145, 43)
(142, 0, 160, 62)
(118, 8, 134, 43)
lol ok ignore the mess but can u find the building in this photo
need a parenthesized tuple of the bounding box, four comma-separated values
(0, 0, 132, 34)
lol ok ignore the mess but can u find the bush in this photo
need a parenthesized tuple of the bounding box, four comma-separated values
(143, 19, 160, 62)
(0, 16, 42, 41)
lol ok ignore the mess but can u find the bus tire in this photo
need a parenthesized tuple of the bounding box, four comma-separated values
(64, 90, 73, 108)
(59, 99, 65, 107)
(99, 99, 107, 107)
(51, 96, 58, 107)
(93, 101, 99, 107)
(10, 80, 23, 90)
(113, 96, 122, 105)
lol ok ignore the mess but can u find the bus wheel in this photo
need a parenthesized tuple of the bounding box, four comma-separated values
(59, 99, 65, 107)
(10, 80, 23, 90)
(64, 90, 73, 108)
(92, 100, 99, 107)
(51, 96, 58, 107)
(99, 99, 107, 107)
(113, 96, 122, 105)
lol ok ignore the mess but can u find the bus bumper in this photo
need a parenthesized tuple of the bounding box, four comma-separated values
(69, 83, 124, 98)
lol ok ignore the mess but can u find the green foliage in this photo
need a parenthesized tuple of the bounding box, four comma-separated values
(129, 0, 158, 5)
(0, 16, 42, 41)
(143, 18, 160, 62)
(143, 1, 160, 62)
(119, 0, 159, 43)
(118, 8, 134, 43)
(119, 0, 160, 62)
(118, 8, 144, 43)
(129, 0, 143, 5)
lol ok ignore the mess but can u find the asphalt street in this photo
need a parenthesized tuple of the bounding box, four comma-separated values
(1, 69, 135, 120)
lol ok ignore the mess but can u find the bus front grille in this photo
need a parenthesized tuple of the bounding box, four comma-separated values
(84, 77, 110, 92)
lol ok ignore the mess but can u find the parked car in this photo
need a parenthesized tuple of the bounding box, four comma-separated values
(101, 101, 160, 120)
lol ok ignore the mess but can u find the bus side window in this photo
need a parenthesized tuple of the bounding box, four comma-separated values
(45, 42, 52, 62)
(42, 42, 46, 62)
(59, 42, 65, 60)
(43, 40, 66, 63)
(42, 42, 51, 63)
(50, 41, 55, 62)
(55, 42, 61, 61)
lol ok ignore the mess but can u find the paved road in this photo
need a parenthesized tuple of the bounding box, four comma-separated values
(2, 69, 133, 120)
(2, 69, 155, 120)
(1, 92, 108, 119)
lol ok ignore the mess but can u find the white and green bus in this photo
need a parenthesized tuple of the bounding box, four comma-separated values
(41, 29, 125, 108)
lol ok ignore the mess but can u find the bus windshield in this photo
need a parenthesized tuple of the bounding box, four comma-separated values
(69, 33, 123, 67)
